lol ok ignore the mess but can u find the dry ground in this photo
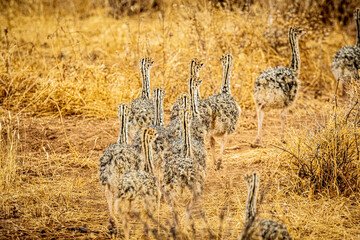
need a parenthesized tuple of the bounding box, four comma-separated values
(1, 95, 360, 239)
(1, 1, 360, 239)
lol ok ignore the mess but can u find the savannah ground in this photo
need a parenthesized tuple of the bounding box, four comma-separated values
(1, 0, 360, 239)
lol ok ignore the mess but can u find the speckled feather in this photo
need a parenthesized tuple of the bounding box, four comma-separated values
(128, 96, 155, 141)
(163, 156, 203, 195)
(197, 98, 212, 133)
(168, 115, 207, 143)
(240, 172, 292, 240)
(332, 9, 360, 83)
(170, 58, 211, 134)
(168, 79, 208, 143)
(206, 93, 241, 135)
(164, 108, 204, 196)
(132, 87, 171, 171)
(171, 136, 207, 171)
(128, 57, 155, 142)
(99, 104, 142, 186)
(254, 67, 300, 110)
(240, 217, 292, 240)
(254, 27, 305, 111)
(99, 143, 142, 186)
(205, 53, 241, 137)
(113, 128, 159, 203)
(331, 46, 360, 83)
(133, 125, 171, 170)
(115, 170, 157, 201)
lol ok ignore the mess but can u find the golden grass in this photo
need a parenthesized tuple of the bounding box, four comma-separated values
(279, 100, 360, 200)
(0, 0, 348, 117)
(1, 1, 360, 239)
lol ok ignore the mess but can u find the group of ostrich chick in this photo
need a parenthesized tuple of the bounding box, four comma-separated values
(98, 9, 360, 240)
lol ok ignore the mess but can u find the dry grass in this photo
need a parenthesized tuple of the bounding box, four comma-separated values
(1, 0, 360, 239)
(278, 98, 360, 200)
(0, 0, 348, 117)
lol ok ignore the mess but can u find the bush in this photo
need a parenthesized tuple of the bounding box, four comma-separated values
(280, 99, 360, 199)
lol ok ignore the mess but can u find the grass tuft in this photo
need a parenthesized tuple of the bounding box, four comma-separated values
(280, 97, 360, 199)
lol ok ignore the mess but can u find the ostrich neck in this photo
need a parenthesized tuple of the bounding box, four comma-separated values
(117, 112, 128, 145)
(356, 16, 360, 47)
(245, 178, 258, 222)
(188, 83, 199, 118)
(142, 134, 154, 174)
(191, 70, 202, 100)
(221, 62, 232, 94)
(140, 67, 150, 99)
(289, 34, 300, 75)
(183, 114, 192, 158)
(154, 97, 164, 126)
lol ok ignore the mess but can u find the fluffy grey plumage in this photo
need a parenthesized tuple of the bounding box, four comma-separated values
(197, 98, 212, 132)
(170, 58, 204, 121)
(170, 59, 212, 137)
(163, 108, 204, 196)
(240, 218, 293, 240)
(206, 92, 241, 135)
(332, 46, 360, 82)
(163, 156, 203, 194)
(331, 9, 360, 95)
(99, 104, 143, 231)
(253, 27, 305, 146)
(205, 53, 241, 169)
(112, 128, 158, 239)
(132, 87, 171, 174)
(254, 26, 305, 109)
(99, 143, 119, 186)
(128, 57, 155, 143)
(239, 172, 292, 240)
(168, 78, 207, 144)
(101, 144, 143, 187)
(99, 104, 141, 186)
(115, 170, 157, 202)
(254, 67, 300, 110)
(171, 137, 207, 171)
(170, 95, 207, 171)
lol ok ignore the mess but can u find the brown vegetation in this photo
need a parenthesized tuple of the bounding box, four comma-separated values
(0, 0, 359, 239)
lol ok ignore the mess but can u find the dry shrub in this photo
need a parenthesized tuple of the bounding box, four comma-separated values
(0, 111, 20, 191)
(108, 0, 160, 17)
(280, 98, 360, 199)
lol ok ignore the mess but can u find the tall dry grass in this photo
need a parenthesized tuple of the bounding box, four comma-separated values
(1, 0, 360, 239)
(0, 112, 19, 191)
(0, 0, 352, 118)
(278, 102, 360, 200)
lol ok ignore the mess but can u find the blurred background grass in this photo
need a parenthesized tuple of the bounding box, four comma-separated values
(0, 0, 357, 118)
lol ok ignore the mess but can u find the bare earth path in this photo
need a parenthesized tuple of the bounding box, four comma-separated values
(1, 97, 360, 239)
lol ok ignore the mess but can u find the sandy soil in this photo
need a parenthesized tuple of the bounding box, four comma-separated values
(2, 96, 359, 239)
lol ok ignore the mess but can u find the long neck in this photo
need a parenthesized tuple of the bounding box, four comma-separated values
(356, 14, 360, 47)
(188, 80, 199, 118)
(182, 94, 189, 109)
(289, 33, 300, 75)
(221, 61, 232, 94)
(245, 176, 258, 222)
(142, 132, 154, 174)
(154, 95, 164, 126)
(140, 66, 150, 99)
(182, 112, 192, 158)
(117, 111, 128, 145)
(191, 65, 201, 100)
